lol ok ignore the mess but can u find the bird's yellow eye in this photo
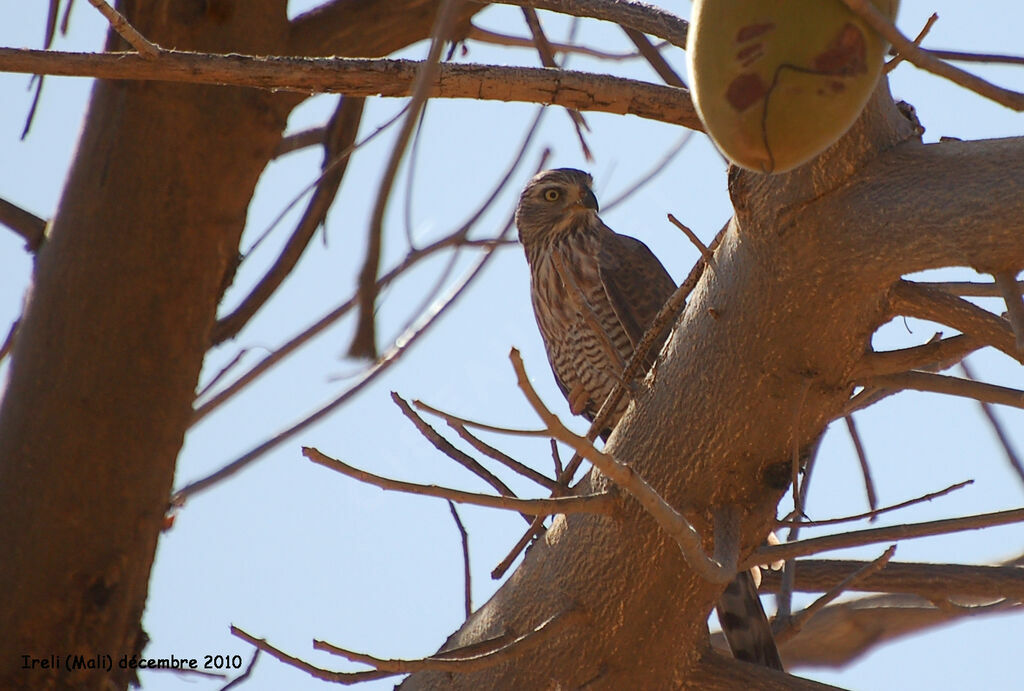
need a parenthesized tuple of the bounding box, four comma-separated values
(543, 189, 560, 202)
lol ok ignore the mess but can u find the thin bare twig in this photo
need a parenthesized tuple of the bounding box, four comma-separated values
(520, 6, 592, 160)
(510, 348, 734, 583)
(350, 0, 464, 359)
(776, 479, 973, 528)
(0, 197, 46, 251)
(304, 446, 614, 515)
(195, 348, 252, 401)
(922, 49, 1024, 67)
(884, 12, 937, 74)
(218, 650, 260, 691)
(212, 96, 366, 345)
(747, 507, 1024, 568)
(775, 545, 896, 644)
(667, 213, 715, 267)
(86, 0, 160, 58)
(621, 26, 684, 86)
(192, 143, 546, 424)
(391, 392, 532, 523)
(959, 360, 1024, 488)
(174, 229, 508, 504)
(466, 24, 641, 60)
(602, 132, 692, 212)
(481, 0, 689, 49)
(231, 626, 395, 685)
(448, 422, 560, 490)
(840, 0, 1024, 110)
(843, 415, 878, 519)
(313, 609, 585, 673)
(550, 439, 564, 480)
(447, 501, 473, 618)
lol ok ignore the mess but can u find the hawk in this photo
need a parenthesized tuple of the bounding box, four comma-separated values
(516, 168, 784, 671)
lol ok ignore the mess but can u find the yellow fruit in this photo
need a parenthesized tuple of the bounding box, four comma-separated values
(688, 0, 900, 173)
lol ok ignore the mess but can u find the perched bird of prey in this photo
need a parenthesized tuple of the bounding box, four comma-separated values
(515, 168, 784, 671)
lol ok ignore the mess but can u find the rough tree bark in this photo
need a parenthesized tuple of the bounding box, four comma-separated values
(398, 83, 1024, 688)
(0, 1, 478, 688)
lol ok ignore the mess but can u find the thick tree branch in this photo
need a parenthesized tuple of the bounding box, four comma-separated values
(760, 558, 1024, 602)
(891, 281, 1022, 363)
(749, 508, 1024, 568)
(0, 48, 702, 130)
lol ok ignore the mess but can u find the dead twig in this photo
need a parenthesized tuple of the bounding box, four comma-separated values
(86, 0, 160, 58)
(313, 608, 585, 673)
(392, 392, 532, 524)
(775, 545, 896, 644)
(466, 24, 642, 61)
(480, 0, 688, 49)
(621, 26, 684, 86)
(304, 446, 614, 515)
(447, 501, 473, 618)
(212, 97, 366, 345)
(884, 12, 937, 74)
(959, 360, 1024, 488)
(173, 228, 508, 504)
(775, 479, 973, 528)
(843, 415, 878, 519)
(231, 626, 394, 684)
(350, 0, 464, 359)
(840, 0, 1024, 110)
(448, 422, 560, 490)
(748, 507, 1024, 568)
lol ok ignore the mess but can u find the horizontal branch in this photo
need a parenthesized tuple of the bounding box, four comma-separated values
(313, 609, 584, 673)
(0, 48, 701, 130)
(760, 558, 1024, 602)
(859, 370, 1024, 410)
(850, 334, 980, 379)
(484, 0, 688, 48)
(303, 447, 614, 516)
(746, 507, 1024, 568)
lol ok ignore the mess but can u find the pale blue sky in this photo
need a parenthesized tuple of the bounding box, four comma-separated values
(1, 2, 1022, 689)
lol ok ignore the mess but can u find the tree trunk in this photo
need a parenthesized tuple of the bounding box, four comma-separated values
(0, 2, 476, 687)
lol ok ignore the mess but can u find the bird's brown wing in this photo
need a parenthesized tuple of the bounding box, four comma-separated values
(597, 230, 677, 369)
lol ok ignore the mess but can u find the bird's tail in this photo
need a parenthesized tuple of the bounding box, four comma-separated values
(715, 569, 784, 670)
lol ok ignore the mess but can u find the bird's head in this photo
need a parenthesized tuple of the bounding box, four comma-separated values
(515, 168, 599, 246)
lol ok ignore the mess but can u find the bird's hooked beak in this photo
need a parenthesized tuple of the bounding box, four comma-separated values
(576, 187, 599, 213)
